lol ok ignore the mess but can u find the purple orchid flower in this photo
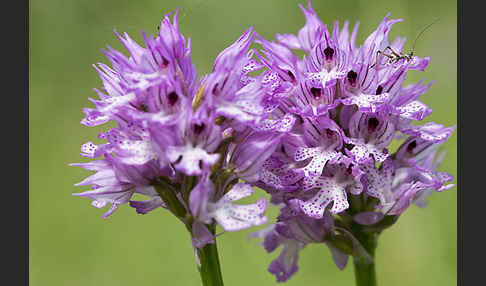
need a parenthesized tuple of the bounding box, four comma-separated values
(71, 3, 454, 285)
(72, 10, 268, 244)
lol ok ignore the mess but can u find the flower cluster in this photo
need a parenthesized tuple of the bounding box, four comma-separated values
(71, 10, 273, 249)
(246, 1, 454, 282)
(71, 1, 454, 283)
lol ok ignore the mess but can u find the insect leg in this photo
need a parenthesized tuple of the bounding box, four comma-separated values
(384, 46, 402, 57)
(370, 50, 393, 69)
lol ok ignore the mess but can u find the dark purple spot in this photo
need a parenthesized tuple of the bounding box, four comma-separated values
(368, 117, 380, 132)
(346, 164, 354, 175)
(375, 85, 383, 95)
(168, 92, 178, 106)
(212, 83, 219, 95)
(161, 56, 169, 67)
(323, 47, 335, 61)
(310, 87, 322, 99)
(347, 70, 358, 85)
(193, 123, 205, 135)
(407, 140, 417, 153)
(287, 70, 296, 82)
(325, 128, 334, 138)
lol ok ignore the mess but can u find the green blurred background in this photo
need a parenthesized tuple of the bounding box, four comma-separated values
(29, 0, 457, 285)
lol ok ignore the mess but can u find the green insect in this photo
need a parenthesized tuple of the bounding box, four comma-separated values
(370, 18, 439, 69)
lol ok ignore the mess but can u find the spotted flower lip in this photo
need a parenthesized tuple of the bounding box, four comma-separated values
(291, 116, 344, 181)
(206, 183, 268, 232)
(344, 111, 396, 164)
(187, 173, 267, 235)
(297, 157, 364, 217)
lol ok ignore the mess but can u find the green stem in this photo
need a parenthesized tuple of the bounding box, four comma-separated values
(153, 180, 225, 285)
(352, 228, 377, 286)
(196, 237, 224, 286)
(153, 181, 187, 219)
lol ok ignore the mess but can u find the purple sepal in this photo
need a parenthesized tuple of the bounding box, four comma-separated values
(191, 221, 215, 249)
(327, 244, 349, 270)
(268, 247, 300, 283)
(129, 196, 165, 214)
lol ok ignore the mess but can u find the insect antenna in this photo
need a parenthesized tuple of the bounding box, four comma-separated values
(409, 18, 439, 56)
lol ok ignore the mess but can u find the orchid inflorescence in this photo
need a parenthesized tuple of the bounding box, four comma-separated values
(71, 1, 454, 284)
